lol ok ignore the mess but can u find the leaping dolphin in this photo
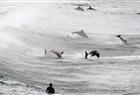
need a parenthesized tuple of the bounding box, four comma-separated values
(50, 50, 64, 58)
(75, 6, 84, 11)
(84, 50, 100, 59)
(116, 35, 127, 45)
(87, 6, 96, 10)
(71, 30, 88, 38)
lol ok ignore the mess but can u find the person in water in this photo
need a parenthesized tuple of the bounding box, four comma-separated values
(46, 83, 55, 94)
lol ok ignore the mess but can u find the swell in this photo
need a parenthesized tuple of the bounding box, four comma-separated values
(0, 2, 140, 95)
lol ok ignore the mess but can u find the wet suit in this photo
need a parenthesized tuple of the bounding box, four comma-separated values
(46, 85, 55, 94)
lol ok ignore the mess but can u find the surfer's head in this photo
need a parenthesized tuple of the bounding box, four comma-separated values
(49, 83, 53, 87)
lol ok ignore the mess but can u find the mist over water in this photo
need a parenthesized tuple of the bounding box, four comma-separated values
(0, 2, 140, 95)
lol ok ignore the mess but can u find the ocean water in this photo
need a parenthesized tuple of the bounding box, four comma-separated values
(0, 1, 140, 95)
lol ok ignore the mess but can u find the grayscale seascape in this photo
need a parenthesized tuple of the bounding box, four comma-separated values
(0, 1, 140, 95)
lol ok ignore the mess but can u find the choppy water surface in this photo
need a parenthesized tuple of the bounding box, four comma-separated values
(0, 2, 140, 95)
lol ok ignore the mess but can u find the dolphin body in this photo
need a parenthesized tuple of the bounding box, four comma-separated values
(116, 35, 127, 45)
(75, 6, 84, 11)
(84, 50, 100, 59)
(71, 30, 88, 38)
(50, 50, 64, 58)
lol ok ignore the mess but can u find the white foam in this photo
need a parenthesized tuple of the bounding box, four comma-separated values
(66, 32, 83, 39)
(26, 48, 45, 57)
(103, 55, 140, 60)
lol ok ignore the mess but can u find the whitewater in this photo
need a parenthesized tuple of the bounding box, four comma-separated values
(0, 1, 140, 95)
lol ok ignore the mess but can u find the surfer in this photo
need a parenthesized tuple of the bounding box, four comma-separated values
(46, 83, 55, 94)
(84, 50, 100, 59)
(50, 50, 64, 58)
(116, 35, 127, 45)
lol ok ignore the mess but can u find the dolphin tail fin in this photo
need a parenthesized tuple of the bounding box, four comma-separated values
(84, 51, 88, 59)
(45, 48, 47, 56)
(96, 53, 100, 58)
